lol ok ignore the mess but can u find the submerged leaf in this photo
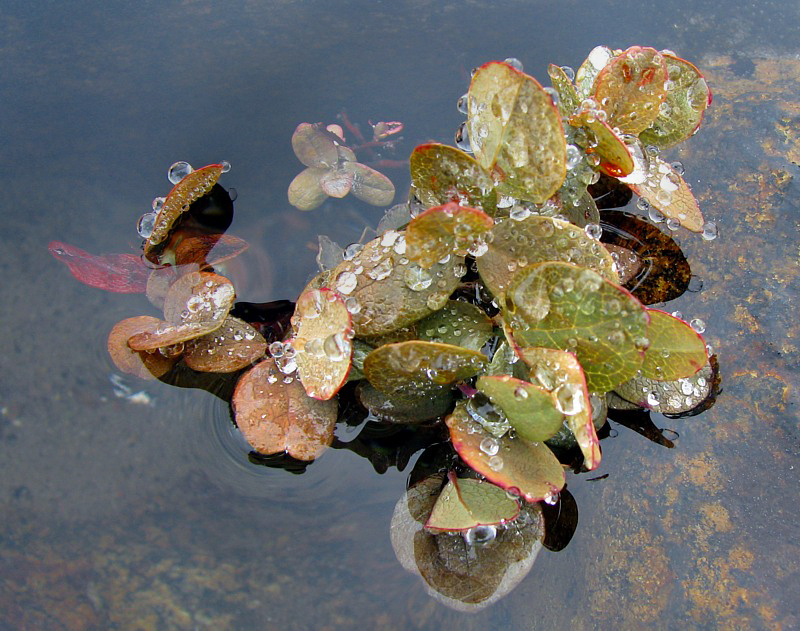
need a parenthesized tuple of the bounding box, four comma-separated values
(328, 233, 464, 336)
(639, 53, 712, 149)
(107, 316, 178, 379)
(468, 61, 566, 203)
(446, 401, 565, 503)
(175, 234, 249, 267)
(232, 359, 337, 460)
(592, 46, 667, 134)
(145, 163, 224, 262)
(343, 161, 395, 206)
(291, 122, 340, 168)
(600, 210, 691, 304)
(505, 262, 648, 393)
(183, 316, 266, 373)
(292, 288, 354, 400)
(390, 474, 545, 612)
(288, 167, 328, 211)
(640, 309, 707, 381)
(364, 340, 487, 399)
(406, 202, 493, 268)
(476, 375, 564, 442)
(49, 241, 150, 293)
(629, 157, 704, 232)
(320, 168, 354, 198)
(426, 473, 520, 532)
(356, 380, 454, 423)
(477, 215, 618, 298)
(409, 143, 498, 214)
(516, 347, 600, 470)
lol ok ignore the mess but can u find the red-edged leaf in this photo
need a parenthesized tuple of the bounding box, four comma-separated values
(49, 241, 150, 293)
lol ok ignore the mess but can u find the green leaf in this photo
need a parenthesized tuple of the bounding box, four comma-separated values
(329, 232, 464, 336)
(547, 64, 581, 117)
(406, 202, 493, 269)
(232, 359, 337, 460)
(592, 46, 667, 134)
(477, 215, 619, 298)
(446, 401, 565, 503)
(639, 53, 712, 149)
(640, 309, 707, 381)
(409, 143, 498, 215)
(320, 168, 354, 198)
(291, 122, 340, 168)
(612, 357, 714, 414)
(426, 472, 520, 532)
(504, 261, 649, 393)
(356, 380, 454, 423)
(416, 300, 494, 351)
(364, 340, 487, 399)
(628, 157, 704, 232)
(468, 61, 566, 203)
(291, 288, 354, 400)
(288, 166, 328, 211)
(516, 347, 600, 470)
(343, 161, 395, 206)
(476, 375, 564, 442)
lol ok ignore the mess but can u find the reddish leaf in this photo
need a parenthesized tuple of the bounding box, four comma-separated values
(107, 316, 178, 379)
(232, 359, 337, 460)
(49, 241, 150, 293)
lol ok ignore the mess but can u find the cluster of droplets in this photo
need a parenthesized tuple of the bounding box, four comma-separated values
(269, 340, 297, 375)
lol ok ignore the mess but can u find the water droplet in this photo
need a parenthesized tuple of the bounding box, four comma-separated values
(584, 222, 602, 240)
(690, 318, 706, 333)
(404, 265, 433, 291)
(504, 57, 523, 71)
(554, 383, 584, 415)
(566, 144, 582, 170)
(665, 217, 680, 231)
(513, 386, 529, 400)
(137, 212, 156, 238)
(646, 391, 660, 406)
(151, 196, 166, 212)
(335, 271, 358, 294)
(543, 490, 559, 505)
(560, 65, 575, 81)
(457, 93, 468, 114)
(701, 221, 718, 241)
(221, 160, 231, 173)
(464, 524, 497, 546)
(455, 121, 472, 153)
(367, 258, 393, 280)
(488, 455, 504, 471)
(167, 161, 193, 184)
(480, 436, 500, 456)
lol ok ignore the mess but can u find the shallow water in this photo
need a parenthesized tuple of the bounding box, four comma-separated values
(2, 1, 799, 629)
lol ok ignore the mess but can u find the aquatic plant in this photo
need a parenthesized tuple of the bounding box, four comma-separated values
(50, 46, 719, 610)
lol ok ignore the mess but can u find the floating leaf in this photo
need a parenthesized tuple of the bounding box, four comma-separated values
(409, 143, 497, 214)
(145, 163, 224, 262)
(416, 300, 494, 351)
(592, 46, 667, 134)
(49, 241, 150, 293)
(107, 316, 178, 379)
(390, 473, 545, 612)
(128, 271, 235, 351)
(575, 45, 615, 97)
(232, 359, 337, 460)
(505, 262, 648, 393)
(356, 380, 454, 423)
(477, 215, 618, 298)
(426, 472, 520, 533)
(343, 161, 395, 206)
(446, 402, 565, 503)
(547, 64, 581, 117)
(613, 357, 714, 414)
(320, 168, 354, 198)
(183, 316, 266, 373)
(640, 309, 707, 381)
(600, 210, 690, 304)
(174, 234, 249, 267)
(329, 233, 464, 336)
(468, 61, 566, 203)
(406, 202, 493, 269)
(364, 340, 487, 399)
(629, 157, 704, 232)
(639, 53, 712, 149)
(516, 347, 600, 470)
(291, 122, 340, 168)
(292, 288, 354, 400)
(476, 375, 563, 442)
(288, 167, 328, 211)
